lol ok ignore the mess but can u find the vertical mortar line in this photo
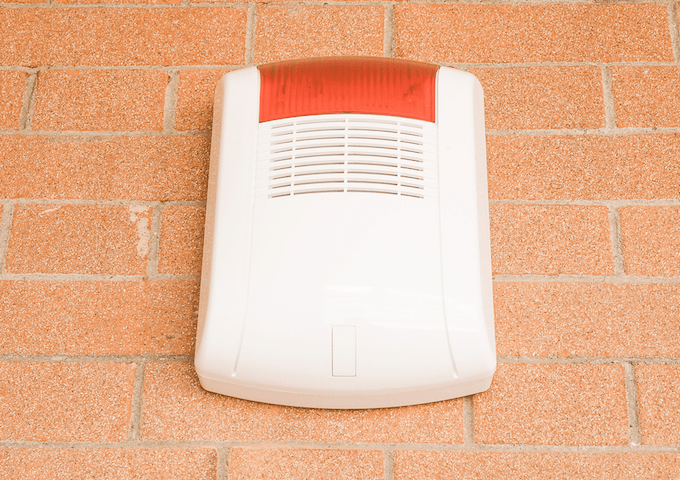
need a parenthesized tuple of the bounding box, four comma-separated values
(463, 395, 475, 445)
(624, 362, 642, 446)
(667, 1, 680, 63)
(608, 205, 625, 276)
(384, 449, 395, 480)
(216, 446, 230, 480)
(19, 71, 38, 132)
(163, 70, 180, 133)
(600, 65, 617, 130)
(384, 4, 395, 57)
(146, 204, 163, 277)
(128, 360, 146, 442)
(245, 4, 257, 67)
(0, 203, 15, 273)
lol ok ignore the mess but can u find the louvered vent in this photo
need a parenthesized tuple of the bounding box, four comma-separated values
(256, 115, 438, 199)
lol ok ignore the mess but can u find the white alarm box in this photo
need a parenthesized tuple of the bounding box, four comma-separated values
(194, 57, 496, 409)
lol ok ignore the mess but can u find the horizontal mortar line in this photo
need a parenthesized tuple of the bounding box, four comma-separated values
(0, 66, 39, 72)
(498, 356, 680, 365)
(1, 440, 679, 454)
(0, 126, 677, 139)
(0, 441, 391, 451)
(0, 440, 226, 450)
(191, 0, 396, 5)
(0, 0, 673, 7)
(0, 65, 243, 72)
(493, 274, 680, 283)
(401, 0, 674, 5)
(7, 353, 678, 366)
(195, 0, 675, 5)
(1, 199, 206, 207)
(5, 127, 678, 138)
(0, 354, 192, 363)
(0, 3, 251, 8)
(382, 444, 680, 454)
(489, 199, 680, 207)
(3, 61, 679, 71)
(0, 273, 199, 281)
(0, 129, 209, 137)
(487, 127, 680, 135)
(442, 61, 680, 68)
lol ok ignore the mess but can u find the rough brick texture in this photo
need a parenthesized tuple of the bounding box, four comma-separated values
(393, 451, 680, 480)
(2, 0, 680, 474)
(474, 363, 628, 446)
(0, 280, 198, 354)
(32, 69, 167, 131)
(619, 206, 680, 277)
(56, 0, 181, 4)
(394, 4, 672, 63)
(0, 70, 26, 130)
(0, 362, 135, 442)
(142, 362, 464, 443)
(0, 8, 247, 66)
(487, 135, 680, 200)
(490, 205, 613, 275)
(470, 67, 605, 130)
(636, 365, 680, 446)
(612, 66, 680, 128)
(494, 282, 680, 358)
(0, 449, 217, 479)
(229, 449, 384, 480)
(5, 204, 152, 275)
(0, 135, 209, 201)
(255, 6, 384, 63)
(158, 206, 206, 275)
(175, 69, 230, 131)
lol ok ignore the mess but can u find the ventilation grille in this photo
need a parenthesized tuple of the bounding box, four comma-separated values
(256, 115, 438, 199)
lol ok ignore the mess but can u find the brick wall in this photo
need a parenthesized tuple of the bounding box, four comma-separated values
(1, 1, 680, 478)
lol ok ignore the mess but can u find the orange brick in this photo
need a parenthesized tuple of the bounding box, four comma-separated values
(0, 70, 26, 130)
(487, 134, 680, 200)
(0, 135, 209, 201)
(57, 0, 179, 4)
(0, 8, 246, 66)
(393, 451, 680, 480)
(199, 0, 378, 3)
(0, 449, 216, 479)
(5, 204, 151, 275)
(620, 207, 680, 277)
(612, 67, 680, 128)
(254, 6, 384, 63)
(496, 282, 680, 358)
(490, 205, 613, 275)
(0, 362, 134, 441)
(394, 4, 672, 63)
(142, 362, 464, 443)
(636, 365, 680, 446)
(175, 69, 230, 131)
(494, 283, 680, 358)
(158, 206, 206, 275)
(469, 67, 605, 130)
(0, 280, 198, 354)
(32, 69, 166, 132)
(229, 449, 384, 480)
(474, 363, 628, 446)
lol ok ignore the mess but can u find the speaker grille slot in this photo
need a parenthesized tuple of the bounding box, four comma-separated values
(257, 114, 437, 199)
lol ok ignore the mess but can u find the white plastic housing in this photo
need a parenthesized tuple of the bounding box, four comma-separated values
(195, 64, 495, 409)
